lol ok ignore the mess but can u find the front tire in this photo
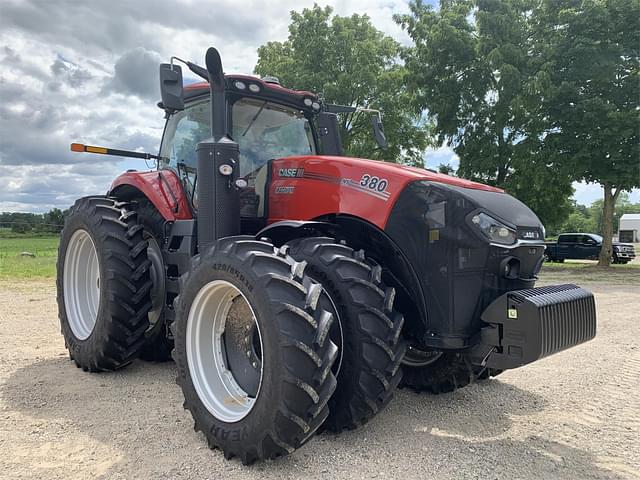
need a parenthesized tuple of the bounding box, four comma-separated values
(173, 238, 338, 464)
(401, 348, 502, 393)
(287, 237, 406, 432)
(56, 196, 153, 371)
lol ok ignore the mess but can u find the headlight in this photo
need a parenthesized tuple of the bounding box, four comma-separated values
(613, 245, 620, 251)
(471, 213, 517, 245)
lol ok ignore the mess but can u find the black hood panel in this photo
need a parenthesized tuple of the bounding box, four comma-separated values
(446, 184, 543, 229)
(385, 180, 544, 349)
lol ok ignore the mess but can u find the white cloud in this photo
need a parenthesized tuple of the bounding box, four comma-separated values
(572, 182, 640, 206)
(0, 0, 422, 212)
(2, 0, 636, 212)
(423, 145, 459, 170)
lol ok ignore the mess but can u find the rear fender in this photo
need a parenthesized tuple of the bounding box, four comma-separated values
(108, 170, 192, 221)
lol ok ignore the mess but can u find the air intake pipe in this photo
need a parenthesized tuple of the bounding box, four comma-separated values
(196, 47, 240, 251)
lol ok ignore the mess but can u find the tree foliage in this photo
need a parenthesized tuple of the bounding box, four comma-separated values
(395, 0, 574, 230)
(0, 209, 68, 235)
(531, 0, 640, 264)
(553, 193, 640, 238)
(255, 4, 430, 165)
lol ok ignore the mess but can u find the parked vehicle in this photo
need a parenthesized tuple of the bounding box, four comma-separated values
(545, 233, 636, 264)
(57, 47, 597, 464)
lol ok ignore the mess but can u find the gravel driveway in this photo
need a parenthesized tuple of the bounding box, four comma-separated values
(1, 273, 638, 480)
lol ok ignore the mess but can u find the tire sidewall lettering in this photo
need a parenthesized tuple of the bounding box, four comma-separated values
(210, 424, 249, 442)
(211, 262, 254, 293)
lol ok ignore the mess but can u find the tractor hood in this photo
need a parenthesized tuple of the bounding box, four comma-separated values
(306, 155, 505, 193)
(268, 155, 525, 230)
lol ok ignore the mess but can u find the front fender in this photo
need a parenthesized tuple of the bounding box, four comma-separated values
(256, 220, 337, 246)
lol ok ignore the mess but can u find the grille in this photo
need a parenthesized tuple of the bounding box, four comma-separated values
(511, 284, 596, 358)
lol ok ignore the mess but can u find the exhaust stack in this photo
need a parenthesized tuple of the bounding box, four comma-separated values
(196, 47, 241, 251)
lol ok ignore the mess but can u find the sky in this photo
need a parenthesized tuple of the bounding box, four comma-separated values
(0, 0, 636, 212)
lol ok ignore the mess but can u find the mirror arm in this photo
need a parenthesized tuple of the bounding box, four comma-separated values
(171, 56, 209, 81)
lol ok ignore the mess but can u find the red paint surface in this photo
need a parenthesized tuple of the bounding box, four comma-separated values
(268, 156, 504, 229)
(109, 156, 502, 227)
(185, 76, 317, 100)
(110, 170, 192, 220)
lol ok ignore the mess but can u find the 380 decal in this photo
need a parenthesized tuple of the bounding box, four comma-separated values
(298, 170, 392, 201)
(360, 174, 389, 193)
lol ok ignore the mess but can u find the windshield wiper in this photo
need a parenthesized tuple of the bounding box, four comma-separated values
(242, 101, 267, 137)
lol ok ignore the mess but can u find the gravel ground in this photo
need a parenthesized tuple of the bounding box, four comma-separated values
(0, 273, 639, 480)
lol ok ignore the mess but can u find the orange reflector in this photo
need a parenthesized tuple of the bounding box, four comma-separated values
(70, 143, 85, 152)
(86, 146, 108, 154)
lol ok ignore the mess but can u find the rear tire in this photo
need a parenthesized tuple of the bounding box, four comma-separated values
(287, 237, 405, 432)
(56, 196, 153, 371)
(173, 238, 338, 464)
(134, 200, 173, 362)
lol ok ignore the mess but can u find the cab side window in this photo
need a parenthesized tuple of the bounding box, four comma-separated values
(159, 100, 210, 171)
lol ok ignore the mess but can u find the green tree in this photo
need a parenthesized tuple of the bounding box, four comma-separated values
(437, 163, 456, 175)
(555, 201, 598, 235)
(43, 208, 67, 233)
(532, 0, 640, 265)
(395, 0, 574, 229)
(553, 194, 640, 237)
(255, 4, 430, 165)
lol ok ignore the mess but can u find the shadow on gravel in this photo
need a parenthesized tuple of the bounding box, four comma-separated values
(2, 356, 623, 479)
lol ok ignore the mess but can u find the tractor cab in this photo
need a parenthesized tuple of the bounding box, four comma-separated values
(158, 77, 322, 217)
(157, 59, 386, 220)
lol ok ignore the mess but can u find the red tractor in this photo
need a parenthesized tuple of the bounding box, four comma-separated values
(58, 48, 596, 464)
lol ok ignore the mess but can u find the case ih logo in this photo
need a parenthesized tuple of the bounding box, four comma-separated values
(278, 168, 304, 178)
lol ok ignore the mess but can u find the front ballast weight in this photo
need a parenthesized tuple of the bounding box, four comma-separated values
(471, 284, 596, 370)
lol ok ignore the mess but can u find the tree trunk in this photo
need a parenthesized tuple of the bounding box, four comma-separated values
(597, 183, 618, 267)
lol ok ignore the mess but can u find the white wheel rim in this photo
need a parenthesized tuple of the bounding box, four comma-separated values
(63, 229, 100, 340)
(145, 234, 165, 328)
(186, 280, 263, 423)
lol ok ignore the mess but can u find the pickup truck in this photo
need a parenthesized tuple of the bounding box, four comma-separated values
(545, 233, 636, 264)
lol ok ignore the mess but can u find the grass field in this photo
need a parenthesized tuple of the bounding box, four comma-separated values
(0, 236, 59, 279)
(0, 235, 638, 282)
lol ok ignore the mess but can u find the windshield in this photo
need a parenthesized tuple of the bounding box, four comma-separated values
(159, 97, 316, 178)
(232, 97, 316, 177)
(158, 96, 316, 218)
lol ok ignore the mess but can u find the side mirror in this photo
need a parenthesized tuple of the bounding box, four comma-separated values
(159, 63, 184, 112)
(372, 114, 387, 149)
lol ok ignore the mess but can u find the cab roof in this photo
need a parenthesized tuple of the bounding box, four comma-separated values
(184, 74, 318, 103)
